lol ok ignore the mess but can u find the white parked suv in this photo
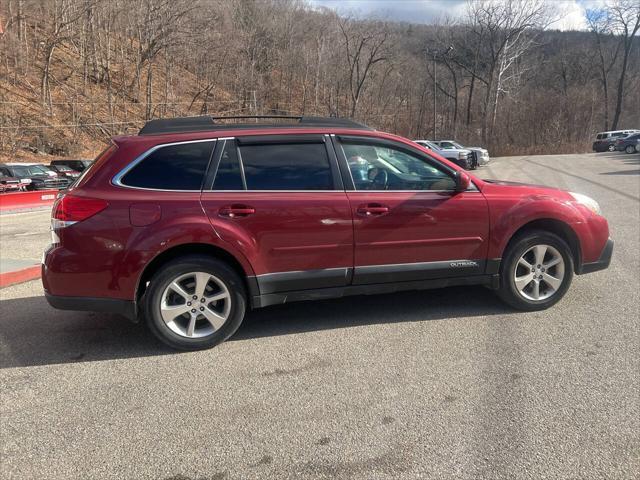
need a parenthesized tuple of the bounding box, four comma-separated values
(435, 140, 490, 166)
(414, 140, 474, 170)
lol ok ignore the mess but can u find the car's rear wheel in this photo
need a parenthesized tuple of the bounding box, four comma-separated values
(497, 231, 574, 311)
(144, 255, 246, 350)
(625, 145, 636, 154)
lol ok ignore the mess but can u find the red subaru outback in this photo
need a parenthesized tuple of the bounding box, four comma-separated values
(43, 116, 613, 350)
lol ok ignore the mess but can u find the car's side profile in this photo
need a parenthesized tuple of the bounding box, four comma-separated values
(614, 133, 640, 154)
(43, 116, 613, 350)
(592, 129, 640, 152)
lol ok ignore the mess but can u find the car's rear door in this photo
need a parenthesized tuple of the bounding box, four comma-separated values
(200, 135, 354, 294)
(333, 135, 489, 285)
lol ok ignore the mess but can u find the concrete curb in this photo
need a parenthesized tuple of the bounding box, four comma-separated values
(0, 265, 41, 288)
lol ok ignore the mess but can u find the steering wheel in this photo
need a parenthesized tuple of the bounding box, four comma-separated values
(368, 168, 388, 189)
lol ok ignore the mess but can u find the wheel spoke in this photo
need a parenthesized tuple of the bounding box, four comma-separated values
(518, 257, 533, 269)
(542, 273, 562, 291)
(543, 256, 561, 269)
(515, 273, 534, 291)
(186, 315, 197, 337)
(194, 272, 210, 298)
(160, 302, 190, 323)
(201, 307, 226, 330)
(531, 280, 540, 300)
(168, 281, 190, 301)
(207, 291, 229, 302)
(533, 245, 547, 266)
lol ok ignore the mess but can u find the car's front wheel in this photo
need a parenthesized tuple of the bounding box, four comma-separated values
(497, 231, 574, 311)
(144, 255, 246, 350)
(607, 144, 616, 152)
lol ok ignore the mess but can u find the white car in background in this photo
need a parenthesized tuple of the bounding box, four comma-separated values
(413, 140, 475, 170)
(435, 140, 490, 166)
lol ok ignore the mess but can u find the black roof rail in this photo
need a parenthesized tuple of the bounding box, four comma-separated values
(138, 115, 372, 135)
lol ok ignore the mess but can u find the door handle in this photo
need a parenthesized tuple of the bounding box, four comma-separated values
(357, 204, 390, 216)
(218, 204, 256, 218)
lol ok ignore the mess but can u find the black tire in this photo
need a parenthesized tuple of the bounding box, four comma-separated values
(607, 144, 616, 152)
(497, 230, 574, 311)
(626, 145, 636, 154)
(144, 255, 247, 350)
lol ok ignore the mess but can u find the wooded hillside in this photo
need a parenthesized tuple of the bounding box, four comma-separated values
(1, 0, 639, 161)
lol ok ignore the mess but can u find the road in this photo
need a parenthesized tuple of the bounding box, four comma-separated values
(1, 152, 638, 479)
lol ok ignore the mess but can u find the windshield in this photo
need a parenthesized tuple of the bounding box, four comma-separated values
(418, 140, 440, 151)
(10, 166, 47, 176)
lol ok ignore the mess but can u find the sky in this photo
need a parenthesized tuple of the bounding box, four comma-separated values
(309, 0, 608, 31)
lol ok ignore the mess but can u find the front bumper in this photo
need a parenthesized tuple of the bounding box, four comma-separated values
(577, 238, 613, 274)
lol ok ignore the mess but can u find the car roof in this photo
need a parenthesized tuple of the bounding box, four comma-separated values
(597, 129, 640, 134)
(5, 162, 45, 166)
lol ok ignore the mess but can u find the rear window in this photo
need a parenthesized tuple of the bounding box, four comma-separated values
(238, 143, 332, 190)
(121, 141, 214, 190)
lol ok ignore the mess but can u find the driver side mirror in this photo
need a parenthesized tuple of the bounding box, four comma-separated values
(455, 171, 471, 192)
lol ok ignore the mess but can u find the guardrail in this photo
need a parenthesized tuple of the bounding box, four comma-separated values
(0, 190, 58, 212)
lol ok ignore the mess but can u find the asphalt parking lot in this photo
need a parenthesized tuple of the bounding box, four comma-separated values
(1, 152, 638, 479)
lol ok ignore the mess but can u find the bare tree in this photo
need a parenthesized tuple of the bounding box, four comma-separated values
(608, 0, 640, 129)
(338, 17, 391, 117)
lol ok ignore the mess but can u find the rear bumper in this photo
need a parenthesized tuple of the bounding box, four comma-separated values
(577, 238, 613, 274)
(45, 292, 137, 321)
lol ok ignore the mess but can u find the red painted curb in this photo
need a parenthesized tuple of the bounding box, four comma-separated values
(0, 190, 58, 211)
(0, 265, 41, 288)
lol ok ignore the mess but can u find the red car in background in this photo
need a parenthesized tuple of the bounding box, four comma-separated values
(43, 116, 613, 350)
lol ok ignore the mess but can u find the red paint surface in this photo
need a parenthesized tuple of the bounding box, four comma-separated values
(0, 190, 57, 211)
(0, 265, 41, 287)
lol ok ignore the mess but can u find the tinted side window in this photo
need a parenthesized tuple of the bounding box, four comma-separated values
(239, 143, 332, 190)
(121, 141, 214, 190)
(212, 141, 244, 190)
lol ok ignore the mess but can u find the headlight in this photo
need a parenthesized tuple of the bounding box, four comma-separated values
(22, 178, 32, 184)
(570, 192, 602, 216)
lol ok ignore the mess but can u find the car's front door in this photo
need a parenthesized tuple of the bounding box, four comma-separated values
(200, 135, 354, 294)
(333, 135, 489, 285)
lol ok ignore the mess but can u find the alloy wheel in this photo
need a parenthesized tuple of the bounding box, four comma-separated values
(160, 271, 231, 338)
(513, 244, 565, 301)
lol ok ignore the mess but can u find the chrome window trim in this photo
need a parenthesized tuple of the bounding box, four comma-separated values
(200, 189, 476, 193)
(112, 138, 217, 191)
(112, 136, 480, 194)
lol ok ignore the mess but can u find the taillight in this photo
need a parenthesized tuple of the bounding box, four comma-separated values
(52, 194, 108, 227)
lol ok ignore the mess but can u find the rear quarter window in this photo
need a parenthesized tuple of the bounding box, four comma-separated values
(120, 141, 214, 190)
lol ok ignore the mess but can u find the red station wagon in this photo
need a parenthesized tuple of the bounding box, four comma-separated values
(43, 116, 613, 350)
